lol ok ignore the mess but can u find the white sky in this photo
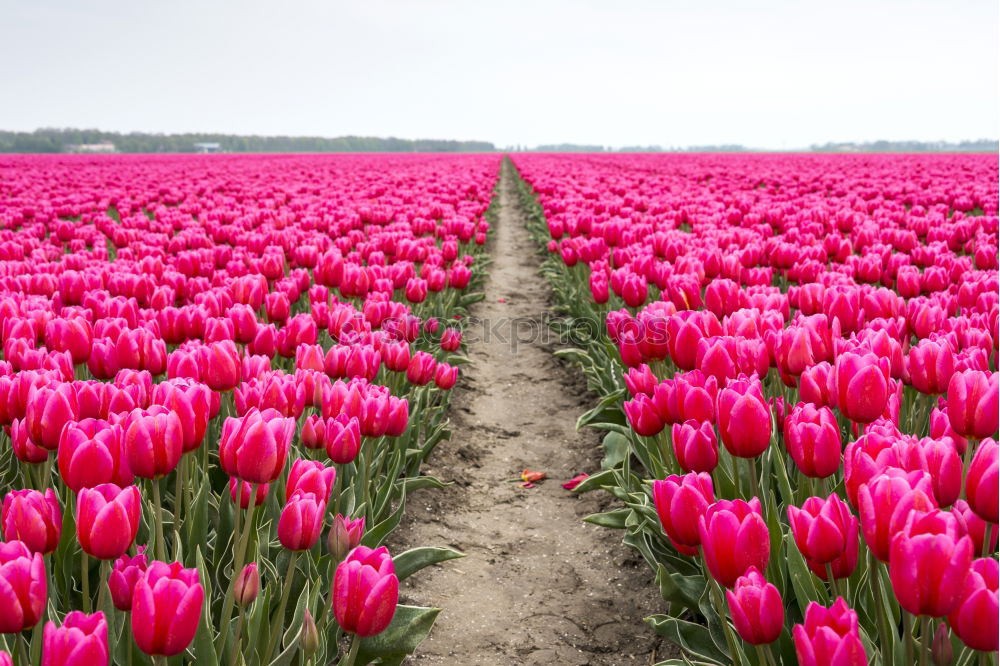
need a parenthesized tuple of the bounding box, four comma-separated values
(1, 0, 996, 149)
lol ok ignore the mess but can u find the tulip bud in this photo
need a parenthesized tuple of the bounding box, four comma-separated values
(931, 622, 952, 666)
(131, 561, 204, 657)
(725, 567, 784, 645)
(333, 546, 398, 636)
(107, 547, 148, 611)
(327, 514, 365, 561)
(0, 651, 10, 666)
(234, 563, 260, 605)
(300, 609, 319, 655)
(1, 488, 62, 555)
(42, 610, 108, 666)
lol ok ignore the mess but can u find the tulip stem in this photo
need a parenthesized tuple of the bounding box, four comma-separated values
(96, 560, 110, 611)
(217, 483, 258, 655)
(983, 523, 993, 558)
(824, 563, 843, 601)
(920, 616, 932, 666)
(338, 637, 361, 666)
(264, 551, 301, 663)
(230, 606, 246, 666)
(173, 455, 186, 561)
(15, 635, 27, 666)
(903, 612, 914, 666)
(747, 457, 760, 499)
(81, 550, 91, 613)
(709, 579, 744, 666)
(151, 478, 166, 561)
(754, 644, 776, 666)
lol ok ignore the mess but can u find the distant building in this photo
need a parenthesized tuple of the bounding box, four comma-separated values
(194, 142, 221, 153)
(69, 142, 116, 153)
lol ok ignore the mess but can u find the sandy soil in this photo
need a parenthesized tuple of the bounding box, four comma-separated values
(389, 161, 671, 665)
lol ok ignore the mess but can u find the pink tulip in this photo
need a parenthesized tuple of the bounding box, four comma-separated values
(698, 497, 770, 587)
(131, 561, 204, 656)
(333, 546, 398, 636)
(42, 611, 108, 666)
(725, 567, 784, 645)
(793, 598, 867, 666)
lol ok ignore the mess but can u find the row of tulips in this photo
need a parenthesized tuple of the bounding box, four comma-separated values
(0, 154, 502, 665)
(513, 153, 998, 666)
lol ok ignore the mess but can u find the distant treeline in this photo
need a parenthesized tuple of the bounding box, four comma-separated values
(0, 128, 496, 153)
(518, 140, 998, 153)
(809, 139, 998, 153)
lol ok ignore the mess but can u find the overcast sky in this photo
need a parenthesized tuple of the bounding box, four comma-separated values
(1, 0, 996, 148)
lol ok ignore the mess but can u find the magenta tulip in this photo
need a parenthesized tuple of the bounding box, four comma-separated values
(131, 561, 204, 656)
(716, 376, 771, 458)
(0, 540, 47, 633)
(725, 567, 784, 645)
(219, 408, 295, 484)
(278, 491, 326, 551)
(333, 546, 399, 636)
(652, 473, 715, 556)
(889, 509, 974, 617)
(698, 497, 770, 587)
(42, 611, 108, 666)
(793, 598, 867, 666)
(948, 557, 998, 652)
(1, 488, 62, 554)
(76, 484, 141, 560)
(107, 547, 148, 611)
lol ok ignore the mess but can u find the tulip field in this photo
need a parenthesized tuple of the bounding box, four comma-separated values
(514, 152, 999, 666)
(0, 150, 996, 666)
(0, 153, 499, 665)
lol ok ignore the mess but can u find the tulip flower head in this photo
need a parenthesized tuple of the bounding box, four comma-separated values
(333, 546, 399, 637)
(131, 561, 204, 657)
(42, 611, 108, 666)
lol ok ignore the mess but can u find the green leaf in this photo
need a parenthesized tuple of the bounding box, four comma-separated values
(583, 508, 630, 529)
(393, 547, 465, 581)
(644, 615, 727, 665)
(402, 476, 449, 494)
(655, 563, 704, 611)
(571, 468, 616, 493)
(784, 532, 827, 611)
(360, 494, 406, 549)
(356, 605, 441, 665)
(601, 431, 630, 470)
(575, 389, 627, 430)
(190, 547, 220, 666)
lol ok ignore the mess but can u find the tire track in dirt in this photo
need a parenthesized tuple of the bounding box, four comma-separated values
(389, 160, 671, 665)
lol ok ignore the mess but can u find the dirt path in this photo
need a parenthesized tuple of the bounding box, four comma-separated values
(390, 161, 669, 665)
